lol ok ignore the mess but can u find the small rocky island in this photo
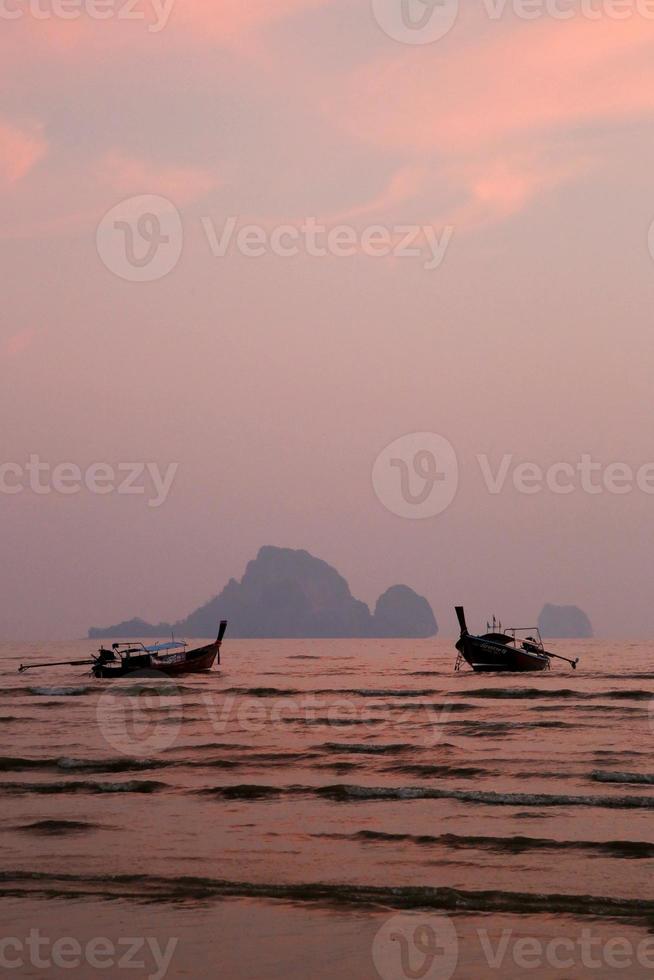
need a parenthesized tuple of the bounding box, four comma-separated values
(538, 603, 593, 638)
(89, 546, 438, 639)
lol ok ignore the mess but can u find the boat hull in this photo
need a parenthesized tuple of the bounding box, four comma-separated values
(456, 635, 549, 672)
(92, 641, 219, 679)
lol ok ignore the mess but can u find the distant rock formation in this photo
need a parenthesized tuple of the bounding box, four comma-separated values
(89, 546, 438, 639)
(538, 604, 593, 638)
(372, 585, 438, 638)
(89, 617, 171, 639)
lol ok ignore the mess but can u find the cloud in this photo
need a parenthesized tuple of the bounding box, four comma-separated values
(96, 151, 220, 205)
(1, 328, 39, 359)
(324, 17, 654, 223)
(0, 120, 47, 185)
(174, 0, 330, 43)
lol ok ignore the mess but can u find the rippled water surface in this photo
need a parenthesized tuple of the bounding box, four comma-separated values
(2, 637, 654, 978)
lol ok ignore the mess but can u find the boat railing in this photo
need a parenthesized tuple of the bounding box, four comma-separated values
(505, 627, 545, 651)
(110, 639, 188, 659)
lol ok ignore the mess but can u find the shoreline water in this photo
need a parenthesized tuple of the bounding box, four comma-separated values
(2, 637, 653, 978)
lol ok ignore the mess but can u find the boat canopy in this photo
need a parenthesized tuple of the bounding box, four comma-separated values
(143, 640, 187, 654)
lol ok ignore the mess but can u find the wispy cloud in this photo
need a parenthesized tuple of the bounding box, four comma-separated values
(97, 151, 220, 205)
(325, 17, 654, 224)
(0, 328, 40, 360)
(0, 120, 46, 185)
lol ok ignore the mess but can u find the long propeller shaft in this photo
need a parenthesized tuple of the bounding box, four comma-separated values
(545, 651, 579, 669)
(18, 659, 95, 673)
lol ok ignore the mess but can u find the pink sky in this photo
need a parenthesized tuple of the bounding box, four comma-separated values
(3, 1, 654, 638)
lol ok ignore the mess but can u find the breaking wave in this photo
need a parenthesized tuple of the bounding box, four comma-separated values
(319, 743, 413, 755)
(28, 686, 92, 697)
(197, 781, 654, 810)
(0, 779, 167, 795)
(15, 820, 100, 835)
(3, 869, 654, 920)
(321, 830, 654, 859)
(592, 771, 654, 785)
(455, 687, 653, 701)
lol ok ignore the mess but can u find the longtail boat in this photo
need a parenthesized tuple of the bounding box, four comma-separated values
(19, 621, 227, 678)
(454, 607, 578, 673)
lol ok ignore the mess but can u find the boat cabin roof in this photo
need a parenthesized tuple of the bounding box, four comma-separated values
(110, 639, 188, 654)
(143, 640, 187, 653)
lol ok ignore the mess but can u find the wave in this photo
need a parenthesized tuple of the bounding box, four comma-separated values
(319, 743, 413, 755)
(193, 759, 243, 770)
(455, 687, 653, 701)
(592, 771, 654, 785)
(0, 779, 167, 795)
(383, 701, 476, 713)
(339, 689, 438, 698)
(197, 781, 654, 810)
(324, 830, 654, 859)
(223, 687, 301, 697)
(447, 720, 580, 736)
(199, 784, 285, 800)
(383, 764, 491, 779)
(293, 717, 384, 727)
(3, 869, 654, 920)
(0, 756, 166, 773)
(313, 784, 654, 810)
(28, 686, 92, 697)
(241, 752, 321, 764)
(313, 762, 360, 773)
(223, 687, 440, 699)
(15, 820, 99, 835)
(164, 742, 251, 753)
(538, 704, 645, 714)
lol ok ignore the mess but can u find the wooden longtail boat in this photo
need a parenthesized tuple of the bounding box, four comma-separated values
(454, 607, 578, 673)
(19, 621, 227, 678)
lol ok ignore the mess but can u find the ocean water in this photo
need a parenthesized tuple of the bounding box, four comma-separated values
(1, 637, 653, 979)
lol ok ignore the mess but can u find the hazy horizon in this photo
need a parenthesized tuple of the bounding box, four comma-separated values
(3, 2, 654, 640)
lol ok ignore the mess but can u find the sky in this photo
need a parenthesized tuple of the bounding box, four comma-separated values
(2, 0, 654, 639)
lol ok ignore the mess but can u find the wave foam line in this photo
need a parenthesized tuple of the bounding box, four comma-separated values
(2, 870, 654, 920)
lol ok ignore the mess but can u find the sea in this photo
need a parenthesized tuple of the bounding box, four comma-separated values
(1, 637, 653, 979)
